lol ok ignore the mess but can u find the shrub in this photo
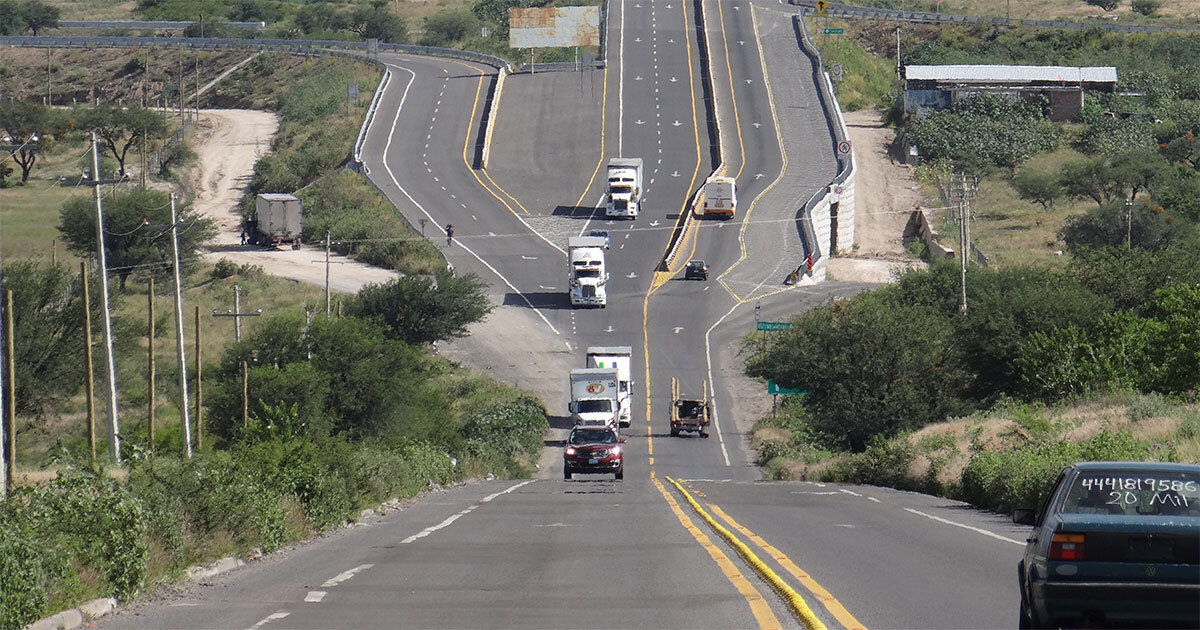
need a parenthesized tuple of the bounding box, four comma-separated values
(820, 434, 918, 489)
(907, 93, 1060, 168)
(1131, 0, 1163, 16)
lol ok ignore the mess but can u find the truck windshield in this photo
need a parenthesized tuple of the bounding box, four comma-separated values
(576, 399, 612, 413)
(611, 185, 632, 194)
(575, 269, 602, 279)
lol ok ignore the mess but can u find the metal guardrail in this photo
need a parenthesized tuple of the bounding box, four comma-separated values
(57, 20, 266, 31)
(353, 68, 391, 166)
(792, 1, 1198, 33)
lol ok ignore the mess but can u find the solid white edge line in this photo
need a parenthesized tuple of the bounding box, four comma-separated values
(704, 301, 740, 467)
(904, 508, 1025, 545)
(374, 62, 561, 336)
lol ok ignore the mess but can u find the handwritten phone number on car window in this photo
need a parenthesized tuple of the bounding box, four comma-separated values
(1079, 477, 1198, 493)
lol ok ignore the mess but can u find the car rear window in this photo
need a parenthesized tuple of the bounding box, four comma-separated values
(1061, 469, 1200, 516)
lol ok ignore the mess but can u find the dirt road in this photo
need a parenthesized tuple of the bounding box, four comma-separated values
(191, 109, 400, 290)
(826, 108, 927, 282)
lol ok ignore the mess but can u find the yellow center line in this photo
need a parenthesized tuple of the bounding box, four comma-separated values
(705, 501, 869, 630)
(716, 4, 792, 305)
(652, 474, 782, 630)
(452, 61, 524, 217)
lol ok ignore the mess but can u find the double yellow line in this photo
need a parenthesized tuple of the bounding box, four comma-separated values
(664, 477, 868, 630)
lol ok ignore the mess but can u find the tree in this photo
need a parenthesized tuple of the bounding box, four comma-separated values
(57, 188, 215, 290)
(421, 9, 478, 47)
(744, 291, 975, 451)
(1152, 164, 1200, 222)
(293, 4, 348, 36)
(347, 268, 493, 346)
(0, 0, 23, 35)
(76, 104, 168, 177)
(1060, 157, 1125, 206)
(472, 0, 537, 25)
(1083, 0, 1119, 9)
(0, 100, 52, 182)
(1060, 200, 1184, 252)
(19, 0, 59, 35)
(2, 261, 109, 418)
(1069, 240, 1200, 312)
(1012, 166, 1062, 209)
(1108, 149, 1170, 201)
(348, 6, 406, 43)
(1131, 0, 1163, 16)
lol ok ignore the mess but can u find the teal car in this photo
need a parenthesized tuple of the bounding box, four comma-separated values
(1014, 461, 1200, 629)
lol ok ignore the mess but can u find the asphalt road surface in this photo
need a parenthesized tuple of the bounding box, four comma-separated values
(95, 1, 1025, 628)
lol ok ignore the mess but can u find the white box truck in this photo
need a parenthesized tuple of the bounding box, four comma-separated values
(606, 158, 643, 218)
(568, 367, 620, 428)
(702, 175, 736, 219)
(586, 346, 633, 428)
(254, 193, 304, 249)
(568, 236, 609, 308)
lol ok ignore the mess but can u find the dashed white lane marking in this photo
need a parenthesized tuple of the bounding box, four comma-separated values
(839, 489, 862, 497)
(904, 508, 1024, 545)
(482, 480, 535, 502)
(246, 611, 288, 629)
(868, 496, 882, 503)
(401, 481, 534, 544)
(322, 564, 375, 588)
(305, 591, 327, 603)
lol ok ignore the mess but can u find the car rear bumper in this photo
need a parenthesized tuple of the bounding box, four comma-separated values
(1032, 581, 1200, 625)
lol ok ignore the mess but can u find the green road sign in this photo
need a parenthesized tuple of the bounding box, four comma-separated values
(767, 380, 806, 395)
(823, 28, 844, 34)
(756, 321, 793, 331)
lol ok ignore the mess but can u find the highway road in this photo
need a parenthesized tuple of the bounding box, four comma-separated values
(94, 1, 1025, 628)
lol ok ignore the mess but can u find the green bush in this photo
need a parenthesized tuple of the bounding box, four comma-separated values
(907, 93, 1060, 168)
(820, 434, 918, 489)
(0, 519, 51, 630)
(959, 431, 1157, 512)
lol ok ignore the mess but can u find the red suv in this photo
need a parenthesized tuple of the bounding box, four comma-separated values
(564, 426, 625, 480)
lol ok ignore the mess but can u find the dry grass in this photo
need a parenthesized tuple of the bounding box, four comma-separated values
(913, 0, 1200, 24)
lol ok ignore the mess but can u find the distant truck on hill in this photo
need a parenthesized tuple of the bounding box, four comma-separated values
(252, 193, 303, 249)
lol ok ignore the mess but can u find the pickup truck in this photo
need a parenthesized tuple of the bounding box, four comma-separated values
(669, 377, 710, 438)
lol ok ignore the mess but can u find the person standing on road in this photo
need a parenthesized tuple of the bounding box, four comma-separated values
(446, 223, 454, 247)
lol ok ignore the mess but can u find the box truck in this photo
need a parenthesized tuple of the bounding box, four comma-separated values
(568, 367, 620, 428)
(702, 176, 736, 219)
(254, 193, 304, 249)
(586, 346, 633, 428)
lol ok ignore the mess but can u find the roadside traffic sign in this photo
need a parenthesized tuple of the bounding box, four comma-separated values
(756, 321, 793, 331)
(767, 380, 806, 395)
(837, 140, 852, 157)
(814, 0, 829, 15)
(823, 28, 844, 34)
(831, 63, 844, 81)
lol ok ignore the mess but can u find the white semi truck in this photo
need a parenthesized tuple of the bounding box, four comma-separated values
(606, 158, 643, 218)
(568, 236, 609, 308)
(568, 367, 621, 429)
(586, 346, 633, 428)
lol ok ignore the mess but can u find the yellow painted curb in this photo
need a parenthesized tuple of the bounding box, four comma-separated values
(665, 477, 827, 630)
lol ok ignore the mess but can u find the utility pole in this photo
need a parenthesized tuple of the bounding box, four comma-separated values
(4, 290, 13, 491)
(194, 305, 202, 451)
(212, 284, 262, 342)
(81, 262, 96, 462)
(895, 26, 902, 79)
(169, 194, 192, 457)
(959, 176, 968, 314)
(325, 232, 331, 317)
(46, 47, 51, 105)
(90, 131, 122, 464)
(147, 277, 155, 450)
(178, 49, 184, 123)
(241, 361, 249, 428)
(1126, 201, 1133, 249)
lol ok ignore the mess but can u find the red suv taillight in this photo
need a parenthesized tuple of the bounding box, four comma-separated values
(1049, 533, 1086, 561)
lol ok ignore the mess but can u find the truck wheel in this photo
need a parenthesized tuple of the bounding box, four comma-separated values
(700, 431, 710, 439)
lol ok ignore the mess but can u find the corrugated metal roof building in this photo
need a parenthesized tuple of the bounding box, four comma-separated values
(903, 64, 1118, 121)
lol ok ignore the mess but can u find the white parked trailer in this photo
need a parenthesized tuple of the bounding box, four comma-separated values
(254, 193, 304, 249)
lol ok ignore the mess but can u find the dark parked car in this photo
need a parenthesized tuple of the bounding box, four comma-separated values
(685, 260, 708, 280)
(563, 426, 624, 480)
(1014, 461, 1200, 629)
